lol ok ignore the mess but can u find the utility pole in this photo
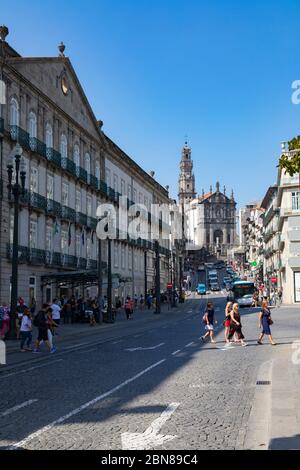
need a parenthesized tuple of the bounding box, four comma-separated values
(97, 238, 102, 320)
(144, 250, 147, 300)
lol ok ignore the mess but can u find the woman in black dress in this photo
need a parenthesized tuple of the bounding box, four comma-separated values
(227, 303, 247, 346)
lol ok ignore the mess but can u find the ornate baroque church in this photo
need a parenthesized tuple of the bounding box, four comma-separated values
(178, 142, 237, 257)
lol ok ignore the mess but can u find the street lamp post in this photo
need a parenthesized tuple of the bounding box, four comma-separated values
(154, 240, 161, 314)
(6, 144, 26, 340)
(144, 250, 147, 300)
(107, 237, 113, 322)
(172, 250, 177, 308)
(97, 238, 102, 322)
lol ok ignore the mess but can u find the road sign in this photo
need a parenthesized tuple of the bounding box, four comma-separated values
(166, 283, 173, 289)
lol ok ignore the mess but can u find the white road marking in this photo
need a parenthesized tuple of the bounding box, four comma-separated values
(121, 402, 180, 450)
(172, 350, 181, 355)
(185, 342, 195, 347)
(113, 340, 122, 344)
(125, 343, 165, 352)
(10, 359, 166, 449)
(0, 359, 63, 379)
(1, 399, 38, 417)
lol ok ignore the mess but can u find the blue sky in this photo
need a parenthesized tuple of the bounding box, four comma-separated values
(2, 0, 300, 206)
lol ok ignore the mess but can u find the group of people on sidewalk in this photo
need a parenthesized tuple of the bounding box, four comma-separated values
(201, 300, 276, 347)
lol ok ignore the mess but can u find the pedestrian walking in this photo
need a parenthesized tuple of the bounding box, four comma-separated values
(51, 299, 61, 331)
(223, 302, 233, 345)
(257, 300, 276, 345)
(124, 296, 133, 320)
(201, 302, 217, 344)
(277, 287, 283, 307)
(30, 297, 36, 315)
(227, 303, 247, 346)
(0, 303, 10, 339)
(20, 308, 33, 352)
(134, 294, 138, 309)
(32, 305, 56, 353)
(146, 294, 152, 310)
(140, 294, 144, 309)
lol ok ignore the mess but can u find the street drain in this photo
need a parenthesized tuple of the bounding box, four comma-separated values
(256, 380, 271, 385)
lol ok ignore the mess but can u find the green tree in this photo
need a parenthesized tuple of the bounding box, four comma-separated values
(279, 136, 300, 176)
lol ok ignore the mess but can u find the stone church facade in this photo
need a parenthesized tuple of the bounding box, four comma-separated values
(178, 143, 237, 258)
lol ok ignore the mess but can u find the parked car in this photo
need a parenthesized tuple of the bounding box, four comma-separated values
(196, 283, 207, 295)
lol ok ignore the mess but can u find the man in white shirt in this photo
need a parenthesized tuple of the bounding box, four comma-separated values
(51, 299, 61, 325)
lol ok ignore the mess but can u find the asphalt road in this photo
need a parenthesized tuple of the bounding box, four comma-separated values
(0, 291, 289, 450)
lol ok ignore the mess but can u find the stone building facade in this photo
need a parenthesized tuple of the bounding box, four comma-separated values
(0, 28, 171, 307)
(186, 182, 237, 258)
(178, 142, 196, 206)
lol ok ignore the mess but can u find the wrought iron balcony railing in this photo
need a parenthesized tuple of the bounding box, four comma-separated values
(46, 147, 62, 168)
(77, 257, 87, 269)
(76, 212, 87, 226)
(28, 192, 47, 212)
(86, 216, 97, 230)
(87, 259, 97, 270)
(10, 125, 30, 151)
(62, 158, 77, 178)
(6, 243, 28, 263)
(61, 254, 77, 268)
(45, 251, 62, 266)
(29, 137, 46, 157)
(61, 205, 76, 222)
(28, 248, 46, 265)
(89, 175, 98, 190)
(46, 198, 62, 217)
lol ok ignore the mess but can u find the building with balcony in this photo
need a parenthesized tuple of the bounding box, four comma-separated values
(277, 142, 300, 303)
(260, 185, 279, 288)
(241, 202, 264, 280)
(0, 27, 172, 307)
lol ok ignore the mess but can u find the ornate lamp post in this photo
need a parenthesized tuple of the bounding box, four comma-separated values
(6, 144, 26, 339)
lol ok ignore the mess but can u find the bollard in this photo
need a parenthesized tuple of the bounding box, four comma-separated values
(0, 339, 6, 365)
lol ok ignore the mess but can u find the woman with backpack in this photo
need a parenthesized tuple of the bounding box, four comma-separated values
(257, 300, 276, 345)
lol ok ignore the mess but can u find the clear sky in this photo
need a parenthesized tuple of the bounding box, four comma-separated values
(2, 0, 300, 206)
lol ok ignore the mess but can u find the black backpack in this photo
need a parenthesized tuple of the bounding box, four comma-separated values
(33, 310, 44, 327)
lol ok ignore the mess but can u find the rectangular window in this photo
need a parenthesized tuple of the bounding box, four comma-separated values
(121, 179, 125, 196)
(62, 182, 69, 206)
(121, 246, 125, 269)
(87, 236, 91, 259)
(47, 174, 54, 199)
(87, 195, 92, 216)
(9, 213, 14, 244)
(61, 229, 68, 254)
(292, 192, 300, 211)
(114, 243, 119, 268)
(105, 168, 111, 187)
(30, 166, 38, 193)
(294, 272, 300, 302)
(139, 192, 143, 204)
(46, 225, 53, 251)
(29, 219, 37, 249)
(128, 247, 132, 270)
(128, 184, 132, 200)
(76, 234, 81, 257)
(113, 174, 118, 193)
(76, 189, 81, 212)
(133, 188, 137, 203)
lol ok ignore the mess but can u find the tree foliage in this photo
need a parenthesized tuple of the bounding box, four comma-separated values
(278, 136, 300, 176)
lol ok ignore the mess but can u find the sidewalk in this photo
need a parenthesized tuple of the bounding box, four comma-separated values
(3, 300, 190, 356)
(244, 305, 300, 450)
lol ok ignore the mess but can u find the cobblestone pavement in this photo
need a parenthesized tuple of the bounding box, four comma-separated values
(0, 294, 299, 450)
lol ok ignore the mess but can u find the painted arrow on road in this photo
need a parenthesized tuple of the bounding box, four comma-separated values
(125, 343, 165, 352)
(121, 402, 180, 450)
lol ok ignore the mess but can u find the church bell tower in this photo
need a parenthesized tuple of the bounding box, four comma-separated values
(178, 142, 196, 205)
